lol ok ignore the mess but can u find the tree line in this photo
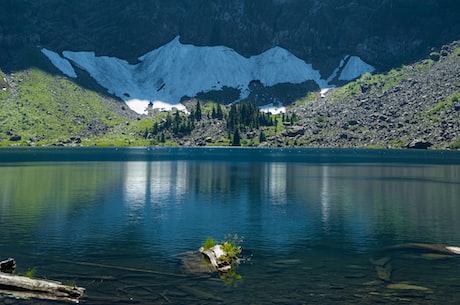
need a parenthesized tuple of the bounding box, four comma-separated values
(144, 100, 297, 145)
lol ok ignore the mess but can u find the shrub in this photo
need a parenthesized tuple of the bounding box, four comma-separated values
(202, 238, 216, 250)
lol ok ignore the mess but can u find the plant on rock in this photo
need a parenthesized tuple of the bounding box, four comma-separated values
(203, 237, 217, 250)
(200, 234, 243, 273)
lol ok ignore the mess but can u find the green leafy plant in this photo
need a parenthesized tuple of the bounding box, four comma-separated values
(202, 237, 217, 250)
(219, 234, 243, 263)
(220, 241, 242, 263)
(20, 267, 36, 279)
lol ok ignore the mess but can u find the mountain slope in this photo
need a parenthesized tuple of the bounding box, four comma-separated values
(144, 41, 460, 149)
(278, 41, 460, 149)
(0, 1, 459, 148)
(3, 41, 457, 149)
(0, 68, 142, 146)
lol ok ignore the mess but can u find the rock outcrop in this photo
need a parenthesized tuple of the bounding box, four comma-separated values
(1, 0, 459, 74)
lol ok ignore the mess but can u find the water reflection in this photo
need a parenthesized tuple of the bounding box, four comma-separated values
(2, 161, 460, 257)
(263, 163, 287, 207)
(321, 166, 331, 230)
(2, 155, 460, 304)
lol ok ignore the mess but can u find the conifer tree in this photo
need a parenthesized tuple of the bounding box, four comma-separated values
(216, 104, 224, 119)
(232, 128, 241, 146)
(195, 101, 202, 121)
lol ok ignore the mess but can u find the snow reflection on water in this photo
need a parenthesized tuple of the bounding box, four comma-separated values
(1, 148, 460, 304)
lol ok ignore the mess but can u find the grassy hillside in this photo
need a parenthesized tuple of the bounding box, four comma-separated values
(0, 67, 288, 147)
(0, 68, 152, 146)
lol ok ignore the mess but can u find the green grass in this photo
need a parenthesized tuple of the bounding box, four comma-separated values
(427, 92, 460, 115)
(203, 238, 217, 250)
(330, 59, 435, 102)
(292, 91, 317, 106)
(0, 70, 9, 100)
(451, 47, 460, 58)
(450, 139, 460, 150)
(315, 116, 327, 124)
(0, 68, 132, 146)
(24, 267, 37, 279)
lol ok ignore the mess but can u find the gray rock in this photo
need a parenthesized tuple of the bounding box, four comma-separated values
(9, 135, 21, 141)
(407, 139, 432, 149)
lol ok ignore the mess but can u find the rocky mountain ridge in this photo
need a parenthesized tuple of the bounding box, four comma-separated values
(1, 0, 459, 75)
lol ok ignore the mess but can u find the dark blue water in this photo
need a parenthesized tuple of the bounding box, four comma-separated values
(1, 147, 460, 304)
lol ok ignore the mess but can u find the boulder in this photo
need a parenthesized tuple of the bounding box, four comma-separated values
(406, 139, 432, 149)
(9, 134, 21, 141)
(283, 126, 305, 137)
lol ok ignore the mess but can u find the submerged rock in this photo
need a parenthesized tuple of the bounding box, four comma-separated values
(387, 283, 432, 291)
(370, 256, 392, 282)
(375, 264, 392, 282)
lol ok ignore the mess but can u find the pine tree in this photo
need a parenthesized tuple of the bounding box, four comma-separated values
(195, 101, 202, 121)
(211, 106, 217, 119)
(232, 128, 241, 146)
(259, 131, 267, 143)
(216, 104, 224, 119)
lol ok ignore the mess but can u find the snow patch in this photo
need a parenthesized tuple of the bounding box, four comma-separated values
(260, 103, 286, 115)
(339, 56, 375, 81)
(43, 37, 375, 114)
(41, 48, 77, 78)
(320, 88, 332, 98)
(126, 99, 187, 114)
(326, 55, 349, 83)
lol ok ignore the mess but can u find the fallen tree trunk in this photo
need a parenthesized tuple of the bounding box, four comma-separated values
(0, 272, 85, 303)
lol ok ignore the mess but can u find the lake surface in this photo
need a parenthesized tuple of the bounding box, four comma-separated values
(1, 147, 460, 304)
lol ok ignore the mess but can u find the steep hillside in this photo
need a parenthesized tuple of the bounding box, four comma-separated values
(286, 41, 460, 149)
(0, 68, 145, 146)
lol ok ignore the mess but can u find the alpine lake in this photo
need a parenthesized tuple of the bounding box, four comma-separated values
(1, 147, 460, 304)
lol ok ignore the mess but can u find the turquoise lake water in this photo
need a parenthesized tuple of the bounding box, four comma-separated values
(1, 147, 460, 304)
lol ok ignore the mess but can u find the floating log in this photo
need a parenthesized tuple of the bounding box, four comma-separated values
(384, 243, 460, 255)
(0, 272, 85, 303)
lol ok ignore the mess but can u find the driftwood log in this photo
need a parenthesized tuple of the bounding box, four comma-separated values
(0, 272, 85, 303)
(0, 257, 85, 303)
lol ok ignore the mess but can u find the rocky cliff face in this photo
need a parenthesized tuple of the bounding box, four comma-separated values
(1, 0, 459, 74)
